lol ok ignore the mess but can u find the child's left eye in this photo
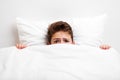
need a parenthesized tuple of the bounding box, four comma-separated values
(54, 40, 59, 43)
(64, 39, 69, 42)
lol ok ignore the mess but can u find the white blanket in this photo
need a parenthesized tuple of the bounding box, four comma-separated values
(0, 44, 120, 80)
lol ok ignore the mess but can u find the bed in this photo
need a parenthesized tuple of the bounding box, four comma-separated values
(0, 14, 120, 80)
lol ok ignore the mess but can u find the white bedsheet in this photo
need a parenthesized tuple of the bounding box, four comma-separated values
(0, 44, 120, 80)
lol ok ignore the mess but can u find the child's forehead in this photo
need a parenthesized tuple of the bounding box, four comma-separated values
(52, 33, 71, 40)
(53, 31, 71, 36)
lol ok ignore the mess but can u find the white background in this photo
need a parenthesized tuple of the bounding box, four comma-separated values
(0, 0, 120, 52)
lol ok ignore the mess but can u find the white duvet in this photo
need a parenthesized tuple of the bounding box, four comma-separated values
(0, 44, 120, 80)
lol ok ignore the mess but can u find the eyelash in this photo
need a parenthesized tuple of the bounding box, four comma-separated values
(64, 39, 69, 42)
(53, 39, 70, 43)
(54, 40, 59, 43)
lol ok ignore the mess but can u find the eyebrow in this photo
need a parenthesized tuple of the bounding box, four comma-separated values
(53, 38, 69, 40)
(52, 38, 60, 40)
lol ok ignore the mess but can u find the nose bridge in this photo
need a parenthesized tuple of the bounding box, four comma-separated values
(61, 38, 65, 44)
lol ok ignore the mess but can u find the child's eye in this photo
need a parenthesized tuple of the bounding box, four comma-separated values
(54, 40, 60, 43)
(64, 39, 69, 43)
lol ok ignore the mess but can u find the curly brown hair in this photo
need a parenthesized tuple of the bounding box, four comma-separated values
(46, 21, 74, 44)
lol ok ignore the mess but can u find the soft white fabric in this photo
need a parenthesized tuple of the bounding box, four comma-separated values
(16, 18, 73, 46)
(73, 14, 107, 46)
(0, 44, 120, 80)
(16, 18, 49, 46)
(16, 14, 107, 46)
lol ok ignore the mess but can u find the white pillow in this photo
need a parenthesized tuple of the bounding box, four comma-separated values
(16, 18, 73, 46)
(16, 18, 49, 46)
(16, 14, 107, 46)
(72, 14, 107, 47)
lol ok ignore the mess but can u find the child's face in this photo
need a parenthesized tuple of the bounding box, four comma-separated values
(51, 31, 74, 44)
